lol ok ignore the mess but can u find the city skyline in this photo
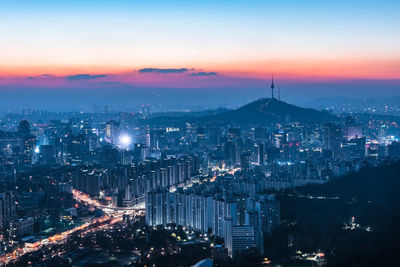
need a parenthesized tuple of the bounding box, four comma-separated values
(1, 2, 400, 264)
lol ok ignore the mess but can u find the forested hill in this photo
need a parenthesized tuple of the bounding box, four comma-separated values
(277, 161, 400, 266)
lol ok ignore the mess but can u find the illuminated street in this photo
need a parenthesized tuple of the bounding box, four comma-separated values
(0, 190, 144, 266)
(72, 189, 145, 213)
(0, 215, 121, 265)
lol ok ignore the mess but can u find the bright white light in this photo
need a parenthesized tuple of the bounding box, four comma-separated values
(119, 135, 132, 148)
(34, 146, 40, 153)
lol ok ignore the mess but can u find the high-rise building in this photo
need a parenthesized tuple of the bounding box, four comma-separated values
(72, 169, 105, 196)
(105, 120, 120, 144)
(263, 200, 281, 234)
(0, 191, 16, 229)
(15, 217, 34, 237)
(341, 137, 366, 160)
(17, 120, 31, 136)
(253, 143, 264, 165)
(324, 123, 342, 158)
(343, 117, 363, 141)
(39, 145, 56, 165)
(225, 226, 257, 258)
(145, 190, 173, 227)
(240, 153, 251, 171)
(17, 120, 36, 165)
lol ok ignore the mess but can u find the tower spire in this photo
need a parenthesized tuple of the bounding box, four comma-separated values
(271, 74, 275, 98)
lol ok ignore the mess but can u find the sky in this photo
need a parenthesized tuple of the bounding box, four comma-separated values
(0, 0, 399, 111)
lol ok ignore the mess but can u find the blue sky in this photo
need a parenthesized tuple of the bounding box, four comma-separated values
(0, 0, 399, 110)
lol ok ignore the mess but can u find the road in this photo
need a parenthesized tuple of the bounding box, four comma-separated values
(0, 215, 122, 265)
(72, 189, 145, 212)
(0, 189, 145, 266)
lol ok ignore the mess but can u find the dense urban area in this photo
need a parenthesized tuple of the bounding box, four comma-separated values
(1, 90, 400, 266)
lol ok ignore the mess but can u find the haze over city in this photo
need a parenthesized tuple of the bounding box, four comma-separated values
(1, 1, 400, 267)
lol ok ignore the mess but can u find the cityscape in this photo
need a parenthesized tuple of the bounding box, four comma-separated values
(1, 1, 400, 267)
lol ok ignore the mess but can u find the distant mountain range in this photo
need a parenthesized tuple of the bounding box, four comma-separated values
(202, 97, 339, 124)
(301, 95, 400, 109)
(146, 97, 339, 126)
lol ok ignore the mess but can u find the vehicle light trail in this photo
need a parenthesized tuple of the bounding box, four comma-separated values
(72, 189, 145, 211)
(1, 189, 145, 265)
(0, 215, 122, 265)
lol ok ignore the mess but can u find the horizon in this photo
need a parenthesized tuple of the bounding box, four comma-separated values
(1, 80, 400, 112)
(1, 0, 399, 111)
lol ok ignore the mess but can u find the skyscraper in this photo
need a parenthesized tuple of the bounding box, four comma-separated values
(324, 123, 342, 158)
(225, 225, 257, 258)
(0, 192, 16, 229)
(18, 120, 36, 165)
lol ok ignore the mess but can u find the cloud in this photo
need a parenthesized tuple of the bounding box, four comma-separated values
(66, 74, 108, 81)
(26, 74, 54, 80)
(138, 68, 189, 74)
(190, 71, 218, 76)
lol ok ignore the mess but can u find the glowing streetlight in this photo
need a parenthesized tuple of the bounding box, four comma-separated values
(119, 135, 132, 148)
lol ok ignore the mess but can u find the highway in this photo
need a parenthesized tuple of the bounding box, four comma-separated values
(72, 189, 145, 212)
(0, 189, 145, 266)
